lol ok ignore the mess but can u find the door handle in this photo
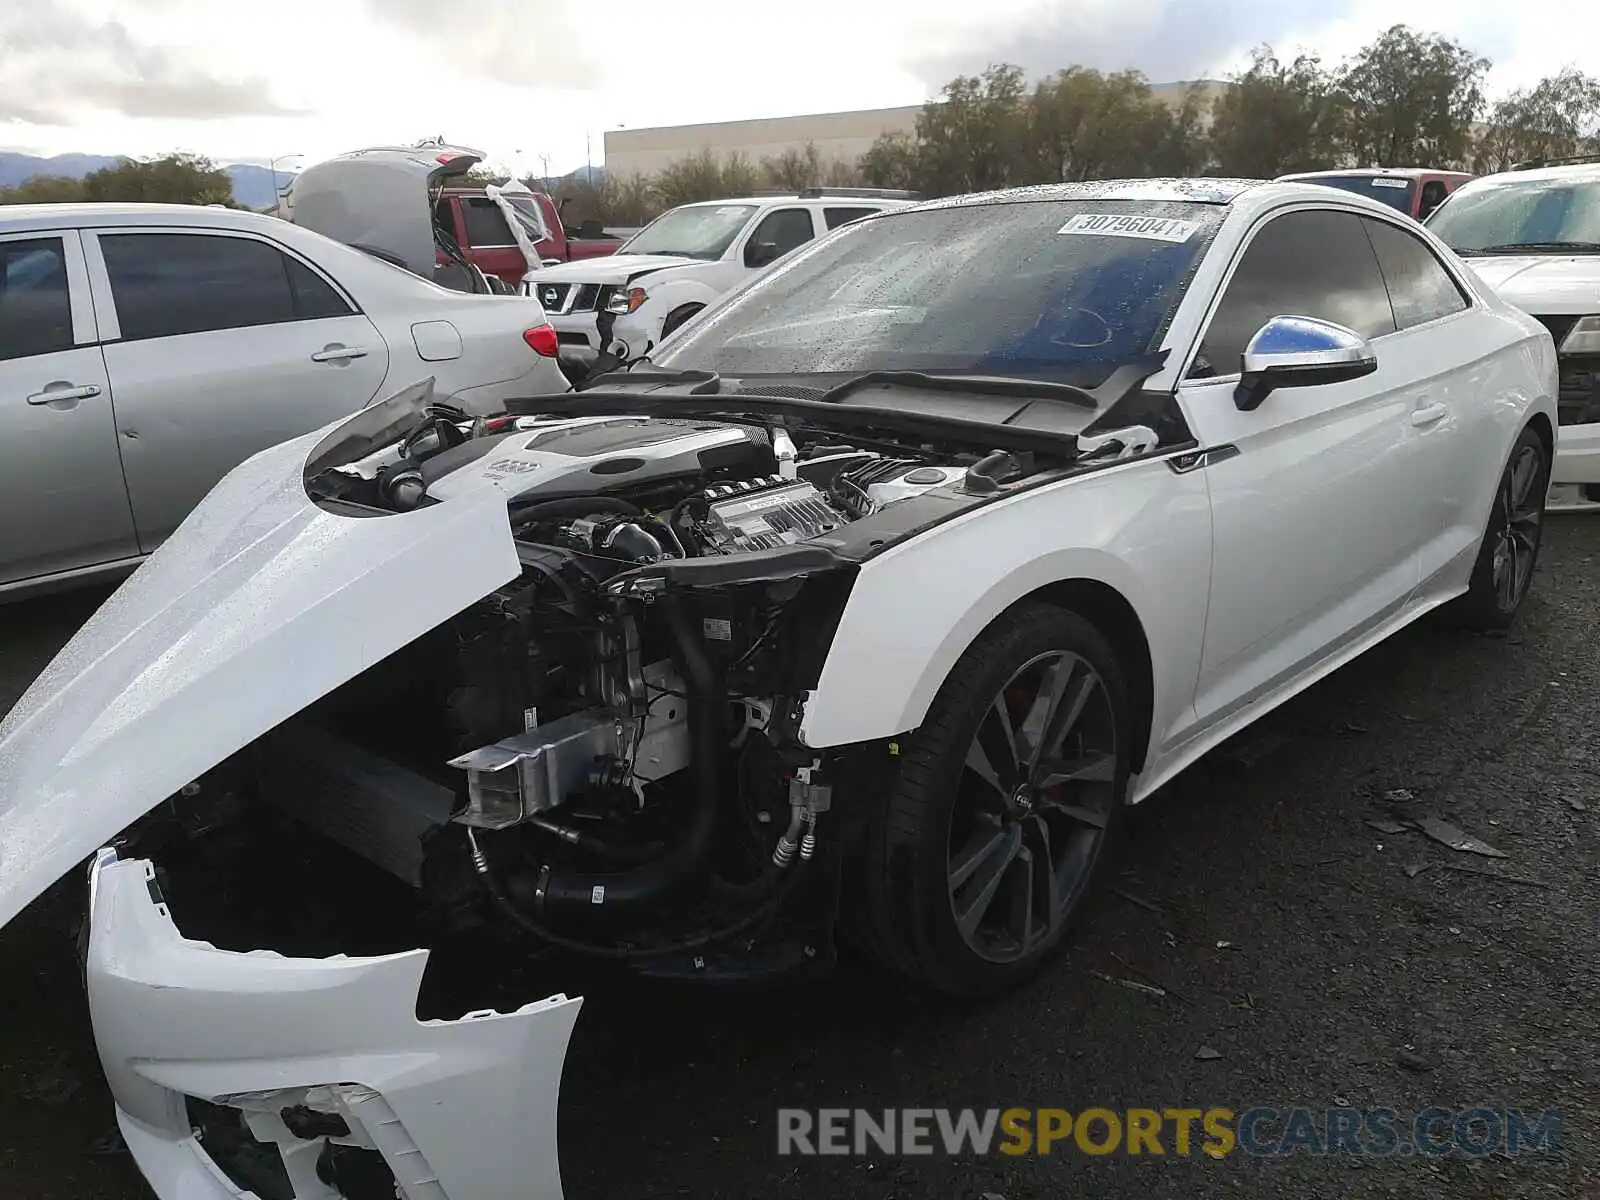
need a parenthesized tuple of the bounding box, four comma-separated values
(311, 345, 369, 363)
(1410, 402, 1448, 427)
(26, 383, 101, 405)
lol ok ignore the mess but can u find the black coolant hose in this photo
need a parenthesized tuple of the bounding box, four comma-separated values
(530, 592, 726, 928)
(508, 495, 641, 532)
(469, 827, 808, 959)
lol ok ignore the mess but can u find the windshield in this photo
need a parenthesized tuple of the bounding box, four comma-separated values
(1296, 174, 1416, 213)
(1426, 176, 1600, 254)
(619, 204, 758, 260)
(654, 199, 1224, 385)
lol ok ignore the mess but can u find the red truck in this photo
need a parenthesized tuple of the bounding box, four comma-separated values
(434, 182, 626, 289)
(1275, 168, 1473, 221)
(285, 143, 627, 293)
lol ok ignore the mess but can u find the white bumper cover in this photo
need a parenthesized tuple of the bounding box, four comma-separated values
(1554, 419, 1600, 485)
(88, 848, 581, 1199)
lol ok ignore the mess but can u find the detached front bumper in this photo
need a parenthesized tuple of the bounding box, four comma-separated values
(1554, 419, 1600, 485)
(86, 848, 582, 1200)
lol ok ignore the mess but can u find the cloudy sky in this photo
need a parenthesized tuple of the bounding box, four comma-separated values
(0, 0, 1586, 174)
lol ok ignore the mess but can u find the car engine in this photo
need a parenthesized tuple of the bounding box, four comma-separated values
(147, 402, 1016, 984)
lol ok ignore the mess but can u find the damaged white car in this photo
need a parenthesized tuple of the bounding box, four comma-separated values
(0, 179, 1559, 1199)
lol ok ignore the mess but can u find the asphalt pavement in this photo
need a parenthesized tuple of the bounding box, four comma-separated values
(2, 520, 1598, 1200)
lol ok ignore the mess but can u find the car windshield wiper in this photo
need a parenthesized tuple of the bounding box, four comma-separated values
(1465, 241, 1600, 255)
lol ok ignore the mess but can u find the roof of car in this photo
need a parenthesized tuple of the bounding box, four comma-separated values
(0, 202, 285, 233)
(673, 194, 920, 208)
(1278, 168, 1471, 181)
(910, 179, 1263, 211)
(1476, 161, 1600, 184)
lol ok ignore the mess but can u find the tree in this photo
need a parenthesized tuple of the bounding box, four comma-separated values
(859, 132, 921, 191)
(0, 174, 86, 204)
(1336, 25, 1489, 168)
(1028, 67, 1178, 182)
(1209, 48, 1345, 177)
(762, 142, 823, 190)
(1474, 68, 1600, 172)
(911, 64, 1034, 195)
(80, 153, 235, 205)
(1151, 81, 1216, 177)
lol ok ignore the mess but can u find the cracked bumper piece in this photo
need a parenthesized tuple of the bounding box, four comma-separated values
(86, 849, 582, 1200)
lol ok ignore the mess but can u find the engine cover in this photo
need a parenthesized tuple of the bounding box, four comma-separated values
(425, 416, 769, 503)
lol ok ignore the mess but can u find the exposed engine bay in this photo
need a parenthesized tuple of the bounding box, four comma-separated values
(119, 390, 1073, 1021)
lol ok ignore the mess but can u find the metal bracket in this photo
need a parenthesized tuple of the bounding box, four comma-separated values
(1075, 424, 1160, 461)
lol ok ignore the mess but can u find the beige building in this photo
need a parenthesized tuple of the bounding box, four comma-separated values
(602, 82, 1228, 179)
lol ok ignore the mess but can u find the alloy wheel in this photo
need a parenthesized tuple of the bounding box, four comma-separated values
(1492, 443, 1545, 612)
(947, 651, 1118, 964)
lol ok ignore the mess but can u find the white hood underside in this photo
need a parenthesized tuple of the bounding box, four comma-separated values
(0, 404, 522, 929)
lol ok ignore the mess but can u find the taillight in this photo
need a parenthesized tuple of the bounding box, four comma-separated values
(523, 324, 560, 357)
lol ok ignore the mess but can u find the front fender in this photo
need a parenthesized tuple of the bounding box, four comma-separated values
(622, 279, 720, 342)
(799, 460, 1214, 787)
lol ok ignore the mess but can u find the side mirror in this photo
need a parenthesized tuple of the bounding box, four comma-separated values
(1234, 316, 1377, 412)
(746, 241, 780, 268)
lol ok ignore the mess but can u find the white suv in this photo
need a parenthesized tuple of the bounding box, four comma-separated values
(1426, 160, 1600, 506)
(523, 188, 918, 372)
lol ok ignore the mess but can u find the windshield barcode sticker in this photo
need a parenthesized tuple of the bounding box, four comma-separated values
(1370, 179, 1410, 189)
(1057, 214, 1200, 242)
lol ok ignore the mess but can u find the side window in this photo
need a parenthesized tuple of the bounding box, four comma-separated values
(433, 198, 455, 239)
(0, 238, 74, 361)
(1417, 180, 1449, 220)
(824, 206, 879, 230)
(1191, 209, 1397, 379)
(462, 197, 514, 246)
(745, 208, 817, 266)
(100, 233, 328, 341)
(285, 256, 354, 320)
(1363, 217, 1470, 331)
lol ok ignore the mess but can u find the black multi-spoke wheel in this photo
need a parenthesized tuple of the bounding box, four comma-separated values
(949, 651, 1117, 963)
(1451, 425, 1549, 630)
(851, 603, 1130, 995)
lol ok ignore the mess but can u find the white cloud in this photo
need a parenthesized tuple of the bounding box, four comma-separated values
(3, 0, 1599, 173)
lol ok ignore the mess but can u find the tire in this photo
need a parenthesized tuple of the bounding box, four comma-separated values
(854, 602, 1131, 996)
(660, 304, 703, 340)
(1448, 425, 1550, 630)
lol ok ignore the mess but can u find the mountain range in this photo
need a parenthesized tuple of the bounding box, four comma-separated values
(0, 152, 608, 209)
(0, 152, 293, 209)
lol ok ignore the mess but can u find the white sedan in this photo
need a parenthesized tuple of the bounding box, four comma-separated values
(0, 179, 1556, 1199)
(0, 201, 566, 601)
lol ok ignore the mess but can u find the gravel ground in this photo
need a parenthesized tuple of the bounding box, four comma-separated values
(2, 520, 1598, 1200)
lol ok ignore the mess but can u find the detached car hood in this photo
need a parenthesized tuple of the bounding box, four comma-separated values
(529, 253, 695, 287)
(0, 388, 521, 930)
(1464, 255, 1600, 314)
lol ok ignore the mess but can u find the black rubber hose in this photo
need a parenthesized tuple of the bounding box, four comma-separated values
(532, 592, 724, 927)
(507, 495, 642, 531)
(469, 828, 804, 959)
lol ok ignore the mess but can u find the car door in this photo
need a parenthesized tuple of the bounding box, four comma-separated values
(457, 195, 529, 285)
(86, 227, 390, 551)
(0, 230, 139, 589)
(1358, 213, 1484, 587)
(1177, 206, 1419, 732)
(739, 207, 821, 276)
